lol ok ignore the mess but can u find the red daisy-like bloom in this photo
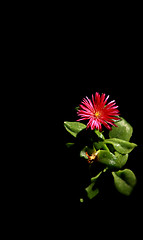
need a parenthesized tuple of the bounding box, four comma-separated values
(77, 92, 120, 131)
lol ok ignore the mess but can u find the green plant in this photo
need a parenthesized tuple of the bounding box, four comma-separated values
(64, 117, 137, 203)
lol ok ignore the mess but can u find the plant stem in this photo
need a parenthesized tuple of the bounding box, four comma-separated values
(102, 143, 110, 151)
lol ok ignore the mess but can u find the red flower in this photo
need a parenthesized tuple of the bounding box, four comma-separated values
(77, 92, 120, 131)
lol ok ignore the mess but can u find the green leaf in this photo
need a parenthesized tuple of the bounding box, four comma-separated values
(80, 146, 88, 159)
(104, 138, 137, 154)
(94, 141, 104, 150)
(93, 141, 110, 151)
(109, 117, 133, 141)
(64, 121, 86, 137)
(65, 142, 75, 148)
(85, 182, 99, 199)
(97, 150, 121, 169)
(114, 152, 128, 168)
(85, 172, 102, 199)
(112, 169, 137, 196)
(94, 129, 105, 140)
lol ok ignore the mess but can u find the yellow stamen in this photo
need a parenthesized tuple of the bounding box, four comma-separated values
(86, 150, 98, 163)
(95, 111, 100, 117)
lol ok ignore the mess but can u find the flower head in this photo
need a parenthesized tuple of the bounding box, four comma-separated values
(77, 92, 120, 131)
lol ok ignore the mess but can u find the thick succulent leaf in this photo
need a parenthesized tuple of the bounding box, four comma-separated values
(94, 141, 105, 150)
(109, 118, 133, 141)
(114, 152, 128, 169)
(85, 172, 102, 199)
(80, 146, 88, 159)
(112, 169, 137, 196)
(85, 182, 99, 199)
(97, 150, 121, 169)
(94, 129, 105, 140)
(64, 121, 86, 137)
(94, 141, 110, 151)
(104, 138, 137, 154)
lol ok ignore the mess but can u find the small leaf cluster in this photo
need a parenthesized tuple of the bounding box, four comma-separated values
(64, 118, 137, 203)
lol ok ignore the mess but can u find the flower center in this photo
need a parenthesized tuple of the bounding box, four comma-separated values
(95, 111, 100, 118)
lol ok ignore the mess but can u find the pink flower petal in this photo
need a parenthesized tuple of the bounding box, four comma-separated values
(77, 92, 120, 131)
